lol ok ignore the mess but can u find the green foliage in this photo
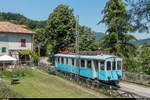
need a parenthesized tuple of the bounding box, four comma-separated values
(128, 0, 150, 33)
(99, 0, 137, 56)
(2, 70, 13, 78)
(79, 26, 99, 51)
(45, 4, 76, 54)
(2, 68, 34, 78)
(99, 0, 139, 72)
(137, 46, 150, 74)
(18, 50, 39, 62)
(11, 68, 33, 78)
(0, 12, 46, 30)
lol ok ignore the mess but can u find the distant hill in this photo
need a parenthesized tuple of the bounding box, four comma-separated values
(130, 38, 150, 45)
(93, 32, 150, 45)
(0, 12, 46, 30)
(93, 32, 105, 41)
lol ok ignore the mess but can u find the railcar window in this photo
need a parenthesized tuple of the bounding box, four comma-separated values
(61, 58, 64, 64)
(81, 60, 85, 68)
(55, 58, 58, 63)
(94, 60, 98, 70)
(107, 61, 111, 71)
(100, 61, 104, 71)
(72, 58, 74, 66)
(58, 57, 60, 63)
(87, 60, 91, 69)
(112, 60, 116, 70)
(66, 58, 68, 65)
(117, 61, 121, 70)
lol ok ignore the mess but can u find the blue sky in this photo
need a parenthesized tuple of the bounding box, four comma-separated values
(0, 0, 150, 40)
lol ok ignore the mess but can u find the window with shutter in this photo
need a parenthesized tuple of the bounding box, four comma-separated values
(21, 39, 26, 47)
(2, 47, 6, 53)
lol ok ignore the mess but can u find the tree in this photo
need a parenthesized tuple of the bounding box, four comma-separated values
(79, 26, 99, 51)
(137, 46, 150, 74)
(34, 28, 47, 56)
(45, 4, 76, 54)
(98, 0, 137, 57)
(128, 0, 150, 33)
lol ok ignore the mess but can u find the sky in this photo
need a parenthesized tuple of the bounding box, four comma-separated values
(0, 0, 150, 40)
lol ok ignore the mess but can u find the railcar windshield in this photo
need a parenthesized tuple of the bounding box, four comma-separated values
(106, 59, 122, 71)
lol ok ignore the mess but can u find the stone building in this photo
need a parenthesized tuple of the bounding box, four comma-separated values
(0, 22, 35, 63)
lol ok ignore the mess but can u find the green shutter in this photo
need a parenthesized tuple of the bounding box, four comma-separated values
(2, 47, 6, 53)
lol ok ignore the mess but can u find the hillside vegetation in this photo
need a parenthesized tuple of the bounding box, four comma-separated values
(0, 12, 46, 30)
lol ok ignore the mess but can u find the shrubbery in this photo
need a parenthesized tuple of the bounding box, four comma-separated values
(2, 68, 33, 78)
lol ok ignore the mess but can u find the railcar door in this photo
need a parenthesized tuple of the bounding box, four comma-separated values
(93, 60, 99, 79)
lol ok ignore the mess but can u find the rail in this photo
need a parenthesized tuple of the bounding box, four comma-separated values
(38, 63, 148, 98)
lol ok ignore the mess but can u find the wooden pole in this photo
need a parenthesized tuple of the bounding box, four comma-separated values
(38, 46, 40, 57)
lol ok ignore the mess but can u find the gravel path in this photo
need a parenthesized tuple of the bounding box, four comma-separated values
(37, 69, 108, 98)
(120, 82, 150, 98)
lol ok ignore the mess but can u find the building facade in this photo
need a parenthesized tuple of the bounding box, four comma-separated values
(0, 22, 35, 63)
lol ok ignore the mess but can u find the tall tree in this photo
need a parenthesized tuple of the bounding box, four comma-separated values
(45, 4, 76, 54)
(79, 26, 99, 51)
(98, 0, 137, 57)
(128, 0, 150, 33)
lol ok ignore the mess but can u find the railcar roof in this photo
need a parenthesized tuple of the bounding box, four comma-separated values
(55, 53, 122, 60)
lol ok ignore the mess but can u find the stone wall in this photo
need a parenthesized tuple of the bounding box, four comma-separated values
(122, 71, 150, 86)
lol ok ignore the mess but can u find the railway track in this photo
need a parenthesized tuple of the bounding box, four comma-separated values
(119, 82, 150, 98)
(38, 64, 150, 98)
(57, 70, 150, 98)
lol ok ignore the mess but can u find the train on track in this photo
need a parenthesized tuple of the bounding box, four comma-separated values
(54, 53, 123, 86)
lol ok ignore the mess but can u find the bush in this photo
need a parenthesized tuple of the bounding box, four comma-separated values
(2, 71, 13, 78)
(2, 68, 34, 78)
(11, 68, 33, 78)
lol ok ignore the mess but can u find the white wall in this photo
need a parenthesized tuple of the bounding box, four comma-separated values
(0, 33, 33, 56)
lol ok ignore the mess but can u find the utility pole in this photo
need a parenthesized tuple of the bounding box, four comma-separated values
(75, 15, 79, 81)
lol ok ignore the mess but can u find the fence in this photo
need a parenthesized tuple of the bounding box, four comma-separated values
(122, 71, 150, 86)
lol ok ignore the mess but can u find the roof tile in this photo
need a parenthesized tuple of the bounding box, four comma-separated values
(0, 21, 35, 34)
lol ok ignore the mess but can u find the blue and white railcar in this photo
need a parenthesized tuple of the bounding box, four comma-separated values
(54, 53, 123, 84)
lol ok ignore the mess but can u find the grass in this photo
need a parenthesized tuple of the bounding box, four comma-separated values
(5, 68, 96, 98)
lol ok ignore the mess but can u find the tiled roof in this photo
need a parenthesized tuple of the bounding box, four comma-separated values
(0, 21, 35, 34)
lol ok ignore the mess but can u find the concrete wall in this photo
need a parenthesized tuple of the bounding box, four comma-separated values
(0, 33, 33, 56)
